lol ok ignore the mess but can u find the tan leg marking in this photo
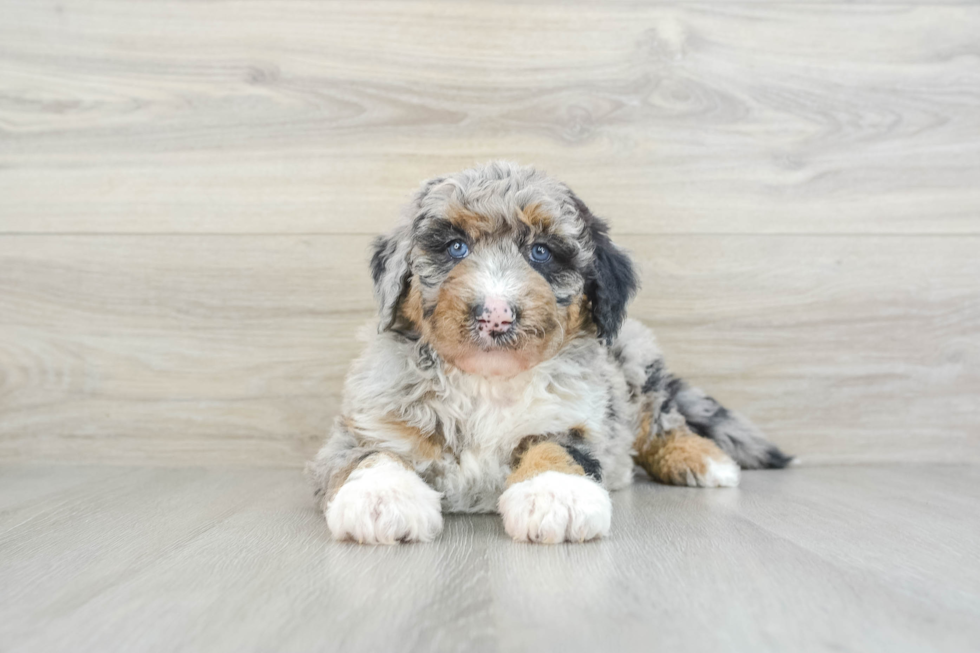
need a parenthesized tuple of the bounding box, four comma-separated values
(507, 441, 585, 486)
(327, 451, 411, 503)
(634, 428, 733, 486)
(325, 457, 362, 504)
(377, 417, 445, 461)
(345, 414, 445, 463)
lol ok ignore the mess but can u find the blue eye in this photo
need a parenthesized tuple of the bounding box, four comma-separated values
(447, 240, 469, 259)
(530, 243, 552, 263)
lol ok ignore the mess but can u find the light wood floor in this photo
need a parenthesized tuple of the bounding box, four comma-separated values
(1, 464, 978, 653)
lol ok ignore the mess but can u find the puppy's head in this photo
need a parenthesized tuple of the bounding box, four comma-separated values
(371, 161, 636, 378)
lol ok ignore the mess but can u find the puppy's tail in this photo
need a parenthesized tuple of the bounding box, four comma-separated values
(666, 377, 793, 470)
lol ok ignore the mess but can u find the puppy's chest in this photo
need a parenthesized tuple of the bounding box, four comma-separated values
(442, 373, 597, 450)
(423, 373, 604, 512)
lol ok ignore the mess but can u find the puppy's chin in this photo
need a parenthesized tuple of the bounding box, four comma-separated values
(451, 348, 538, 379)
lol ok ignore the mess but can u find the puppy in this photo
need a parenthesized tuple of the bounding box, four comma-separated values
(309, 161, 791, 545)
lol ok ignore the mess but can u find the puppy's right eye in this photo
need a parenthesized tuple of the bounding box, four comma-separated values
(447, 240, 469, 259)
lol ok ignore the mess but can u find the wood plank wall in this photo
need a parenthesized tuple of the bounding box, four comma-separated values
(1, 0, 978, 466)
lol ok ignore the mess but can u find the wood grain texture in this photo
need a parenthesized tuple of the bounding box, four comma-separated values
(1, 1, 979, 234)
(1, 0, 979, 467)
(2, 234, 977, 466)
(1, 464, 978, 652)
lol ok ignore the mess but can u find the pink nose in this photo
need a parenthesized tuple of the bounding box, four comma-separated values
(476, 297, 514, 335)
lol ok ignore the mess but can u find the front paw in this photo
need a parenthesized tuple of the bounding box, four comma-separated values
(325, 456, 443, 544)
(498, 471, 611, 544)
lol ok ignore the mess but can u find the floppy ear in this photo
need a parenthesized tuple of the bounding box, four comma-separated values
(574, 196, 638, 343)
(371, 176, 449, 331)
(370, 221, 413, 332)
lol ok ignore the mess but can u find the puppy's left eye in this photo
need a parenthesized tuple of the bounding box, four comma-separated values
(447, 239, 469, 259)
(529, 243, 552, 263)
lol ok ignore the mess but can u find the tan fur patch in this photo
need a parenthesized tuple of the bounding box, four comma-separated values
(446, 205, 496, 239)
(427, 261, 477, 358)
(507, 441, 585, 486)
(634, 428, 729, 486)
(633, 400, 654, 453)
(515, 265, 564, 352)
(325, 456, 363, 502)
(326, 451, 410, 502)
(357, 450, 411, 471)
(416, 208, 593, 374)
(561, 294, 593, 341)
(421, 257, 565, 374)
(378, 417, 445, 460)
(517, 203, 553, 231)
(397, 278, 425, 331)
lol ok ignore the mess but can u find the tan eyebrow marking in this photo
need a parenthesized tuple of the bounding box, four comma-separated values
(445, 205, 495, 238)
(517, 203, 553, 231)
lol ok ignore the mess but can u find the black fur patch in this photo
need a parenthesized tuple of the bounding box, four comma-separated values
(764, 448, 794, 469)
(605, 397, 618, 421)
(571, 194, 637, 343)
(370, 232, 414, 331)
(664, 377, 684, 395)
(413, 217, 470, 284)
(370, 235, 393, 287)
(641, 359, 668, 394)
(530, 233, 579, 265)
(682, 393, 730, 438)
(672, 381, 795, 469)
(524, 234, 581, 295)
(415, 217, 469, 254)
(418, 273, 443, 289)
(389, 327, 420, 342)
(658, 376, 684, 413)
(563, 444, 603, 482)
(416, 342, 437, 370)
(531, 261, 579, 290)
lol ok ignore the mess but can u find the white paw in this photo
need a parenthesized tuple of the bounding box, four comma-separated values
(687, 456, 740, 488)
(498, 471, 611, 544)
(325, 457, 443, 544)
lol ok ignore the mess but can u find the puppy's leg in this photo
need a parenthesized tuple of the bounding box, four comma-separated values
(614, 319, 791, 475)
(630, 376, 791, 487)
(498, 441, 611, 544)
(634, 427, 741, 488)
(324, 451, 443, 544)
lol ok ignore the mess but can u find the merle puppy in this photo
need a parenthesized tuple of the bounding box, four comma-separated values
(309, 161, 791, 544)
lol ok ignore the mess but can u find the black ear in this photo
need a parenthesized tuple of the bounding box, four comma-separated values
(574, 196, 638, 343)
(369, 222, 413, 331)
(370, 175, 448, 331)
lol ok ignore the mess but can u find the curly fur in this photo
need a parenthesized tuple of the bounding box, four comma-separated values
(309, 161, 791, 544)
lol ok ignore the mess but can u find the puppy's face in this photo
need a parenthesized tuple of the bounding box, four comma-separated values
(401, 204, 588, 377)
(371, 162, 636, 378)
